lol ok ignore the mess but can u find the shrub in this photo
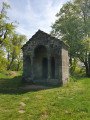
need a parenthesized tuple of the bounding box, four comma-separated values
(0, 55, 8, 71)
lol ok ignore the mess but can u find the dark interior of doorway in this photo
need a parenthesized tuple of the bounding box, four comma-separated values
(42, 57, 48, 79)
(51, 57, 55, 78)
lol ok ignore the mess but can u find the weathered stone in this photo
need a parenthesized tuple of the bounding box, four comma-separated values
(22, 30, 69, 85)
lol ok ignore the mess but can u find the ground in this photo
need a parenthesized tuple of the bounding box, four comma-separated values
(0, 71, 90, 120)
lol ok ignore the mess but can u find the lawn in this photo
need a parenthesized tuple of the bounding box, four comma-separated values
(0, 71, 90, 120)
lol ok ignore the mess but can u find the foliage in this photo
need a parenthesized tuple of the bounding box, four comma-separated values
(51, 2, 83, 58)
(0, 2, 27, 71)
(70, 67, 86, 80)
(0, 71, 90, 120)
(0, 2, 16, 45)
(74, 0, 90, 76)
(10, 61, 18, 71)
(6, 33, 27, 70)
(0, 55, 8, 71)
(51, 0, 90, 76)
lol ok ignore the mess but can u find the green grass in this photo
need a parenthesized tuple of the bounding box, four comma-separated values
(0, 71, 90, 120)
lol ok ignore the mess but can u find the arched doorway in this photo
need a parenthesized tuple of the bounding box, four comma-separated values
(34, 45, 47, 80)
(51, 57, 55, 78)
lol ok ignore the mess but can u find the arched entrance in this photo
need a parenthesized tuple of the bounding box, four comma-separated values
(34, 45, 47, 80)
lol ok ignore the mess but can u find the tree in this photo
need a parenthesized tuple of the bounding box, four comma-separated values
(16, 35, 27, 71)
(74, 0, 90, 76)
(0, 2, 16, 46)
(0, 2, 27, 71)
(51, 0, 90, 76)
(51, 2, 84, 65)
(6, 33, 27, 70)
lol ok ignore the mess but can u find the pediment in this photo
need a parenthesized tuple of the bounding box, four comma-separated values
(22, 30, 69, 50)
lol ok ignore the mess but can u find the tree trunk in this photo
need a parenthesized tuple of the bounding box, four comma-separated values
(69, 55, 72, 66)
(84, 60, 89, 76)
(7, 59, 14, 70)
(7, 51, 10, 62)
(17, 62, 20, 71)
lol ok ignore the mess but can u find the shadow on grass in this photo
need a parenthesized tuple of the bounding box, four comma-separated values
(0, 76, 59, 95)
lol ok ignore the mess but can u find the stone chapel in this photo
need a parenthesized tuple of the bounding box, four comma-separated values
(22, 30, 69, 85)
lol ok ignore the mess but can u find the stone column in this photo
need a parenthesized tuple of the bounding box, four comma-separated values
(48, 54, 51, 81)
(58, 51, 62, 84)
(23, 55, 26, 77)
(22, 55, 28, 82)
(31, 56, 34, 80)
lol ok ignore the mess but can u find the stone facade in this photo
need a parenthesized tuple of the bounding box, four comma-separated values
(22, 30, 69, 85)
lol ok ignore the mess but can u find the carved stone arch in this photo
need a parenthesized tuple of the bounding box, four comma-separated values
(31, 43, 48, 57)
(34, 44, 47, 57)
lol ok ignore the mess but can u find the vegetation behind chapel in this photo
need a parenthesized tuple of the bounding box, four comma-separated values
(0, 0, 90, 77)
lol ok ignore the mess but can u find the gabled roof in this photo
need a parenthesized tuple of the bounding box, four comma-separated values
(22, 29, 69, 49)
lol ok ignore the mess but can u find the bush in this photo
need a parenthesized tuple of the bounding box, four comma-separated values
(10, 61, 18, 71)
(0, 55, 8, 71)
(70, 66, 86, 83)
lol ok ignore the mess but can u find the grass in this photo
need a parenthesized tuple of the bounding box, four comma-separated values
(0, 71, 90, 120)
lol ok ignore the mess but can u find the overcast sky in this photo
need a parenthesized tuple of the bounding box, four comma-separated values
(0, 0, 70, 39)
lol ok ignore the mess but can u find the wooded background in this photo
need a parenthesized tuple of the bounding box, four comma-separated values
(0, 0, 90, 76)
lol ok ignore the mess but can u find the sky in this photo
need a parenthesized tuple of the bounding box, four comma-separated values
(0, 0, 70, 39)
